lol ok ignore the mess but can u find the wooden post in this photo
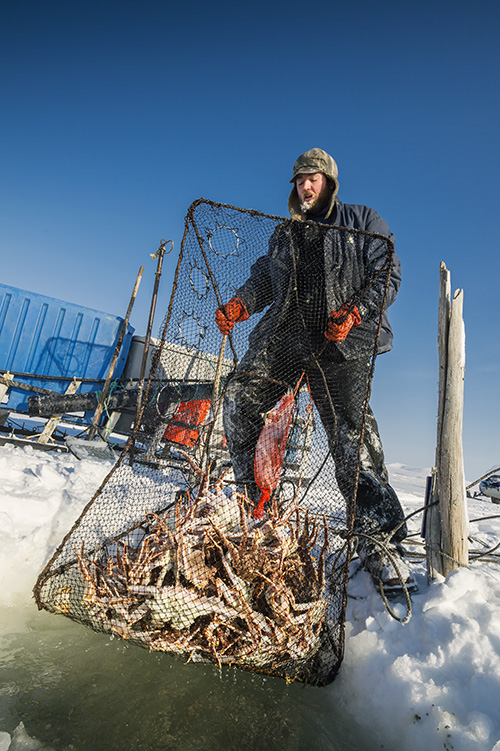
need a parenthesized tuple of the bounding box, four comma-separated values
(212, 334, 228, 407)
(439, 287, 468, 574)
(426, 263, 468, 578)
(426, 264, 450, 578)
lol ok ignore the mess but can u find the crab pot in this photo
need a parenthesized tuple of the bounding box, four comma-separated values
(34, 200, 396, 686)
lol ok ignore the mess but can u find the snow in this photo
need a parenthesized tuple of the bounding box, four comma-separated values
(1, 444, 500, 750)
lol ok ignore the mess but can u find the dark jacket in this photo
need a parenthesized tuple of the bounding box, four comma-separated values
(235, 199, 401, 361)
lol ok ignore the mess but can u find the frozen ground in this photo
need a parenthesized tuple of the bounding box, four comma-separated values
(0, 444, 499, 750)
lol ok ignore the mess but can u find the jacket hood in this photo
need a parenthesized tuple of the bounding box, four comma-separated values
(288, 148, 340, 220)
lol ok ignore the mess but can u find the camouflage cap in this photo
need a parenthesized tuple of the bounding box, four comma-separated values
(289, 148, 339, 184)
(288, 148, 339, 221)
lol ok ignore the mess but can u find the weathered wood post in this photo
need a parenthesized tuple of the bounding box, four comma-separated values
(426, 264, 450, 578)
(426, 262, 468, 579)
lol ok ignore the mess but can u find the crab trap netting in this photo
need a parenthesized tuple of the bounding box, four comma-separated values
(34, 199, 396, 686)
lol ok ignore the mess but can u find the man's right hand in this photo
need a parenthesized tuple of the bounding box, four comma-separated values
(215, 297, 249, 334)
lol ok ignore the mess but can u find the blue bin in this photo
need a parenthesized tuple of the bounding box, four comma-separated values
(0, 283, 135, 419)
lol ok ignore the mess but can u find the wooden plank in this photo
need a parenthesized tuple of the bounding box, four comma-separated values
(37, 379, 82, 444)
(0, 372, 14, 404)
(0, 434, 69, 452)
(425, 468, 443, 578)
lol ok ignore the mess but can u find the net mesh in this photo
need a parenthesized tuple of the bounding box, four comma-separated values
(34, 198, 395, 686)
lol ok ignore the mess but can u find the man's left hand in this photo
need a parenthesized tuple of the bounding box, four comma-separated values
(324, 304, 361, 342)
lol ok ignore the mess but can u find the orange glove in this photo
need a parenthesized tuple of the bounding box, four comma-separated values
(324, 304, 361, 342)
(215, 297, 249, 334)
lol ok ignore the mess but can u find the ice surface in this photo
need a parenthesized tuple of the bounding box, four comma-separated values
(1, 444, 500, 750)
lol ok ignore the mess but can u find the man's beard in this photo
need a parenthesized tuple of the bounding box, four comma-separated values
(300, 185, 333, 215)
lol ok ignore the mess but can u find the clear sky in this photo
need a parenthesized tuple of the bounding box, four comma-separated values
(1, 0, 498, 480)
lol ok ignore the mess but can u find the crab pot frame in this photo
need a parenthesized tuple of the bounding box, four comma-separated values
(34, 199, 395, 686)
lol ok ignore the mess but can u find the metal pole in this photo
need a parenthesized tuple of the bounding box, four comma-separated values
(87, 266, 144, 441)
(133, 240, 173, 427)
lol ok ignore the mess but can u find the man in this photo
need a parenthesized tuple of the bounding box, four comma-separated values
(215, 148, 415, 593)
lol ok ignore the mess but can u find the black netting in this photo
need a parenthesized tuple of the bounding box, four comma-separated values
(34, 199, 395, 686)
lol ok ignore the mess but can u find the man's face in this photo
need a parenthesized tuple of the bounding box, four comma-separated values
(295, 172, 332, 214)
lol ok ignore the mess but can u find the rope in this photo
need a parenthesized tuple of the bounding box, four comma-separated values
(352, 531, 413, 623)
(0, 369, 107, 384)
(0, 374, 64, 396)
(347, 496, 500, 624)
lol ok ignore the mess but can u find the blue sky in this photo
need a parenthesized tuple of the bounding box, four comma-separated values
(1, 0, 498, 480)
